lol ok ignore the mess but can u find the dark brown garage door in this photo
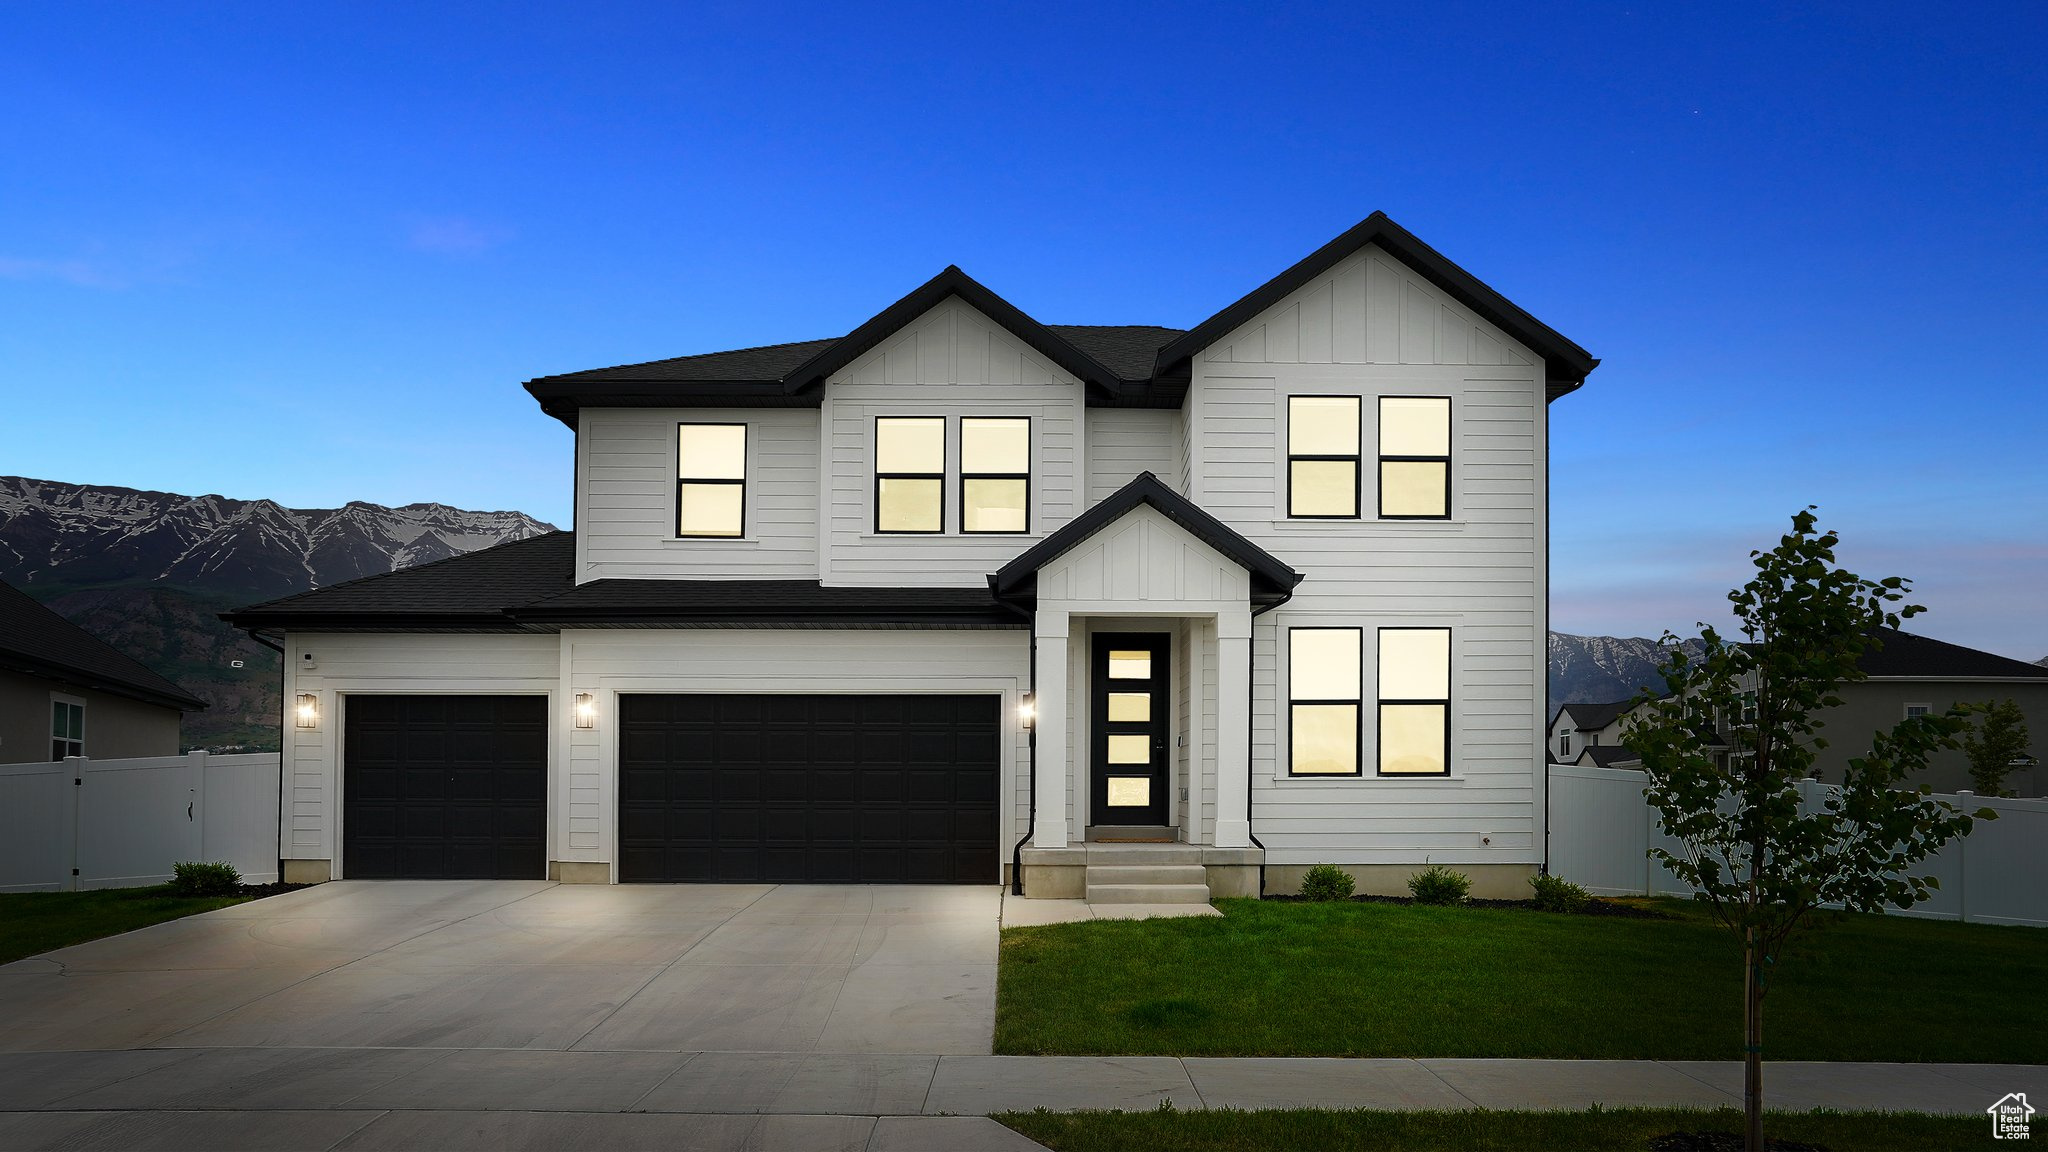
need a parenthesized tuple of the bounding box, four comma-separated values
(342, 695, 547, 879)
(618, 694, 1000, 883)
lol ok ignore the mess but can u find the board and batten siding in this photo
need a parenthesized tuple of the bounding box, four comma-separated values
(821, 296, 1085, 587)
(1185, 241, 1550, 868)
(576, 407, 820, 583)
(560, 628, 1030, 881)
(1085, 408, 1180, 502)
(281, 633, 562, 874)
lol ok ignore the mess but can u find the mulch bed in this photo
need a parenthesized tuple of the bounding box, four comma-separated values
(1263, 893, 1675, 919)
(1650, 1132, 1827, 1151)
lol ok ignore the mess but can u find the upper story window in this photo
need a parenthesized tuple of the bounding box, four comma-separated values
(1379, 627, 1451, 775)
(677, 423, 747, 538)
(51, 698, 83, 760)
(1288, 627, 1361, 775)
(1378, 397, 1451, 519)
(1558, 730, 1575, 759)
(1287, 396, 1360, 518)
(876, 417, 945, 533)
(961, 417, 1030, 534)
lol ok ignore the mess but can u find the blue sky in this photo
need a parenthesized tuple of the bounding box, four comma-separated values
(3, 3, 2043, 659)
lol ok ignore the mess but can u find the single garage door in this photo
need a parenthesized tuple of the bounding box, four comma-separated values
(618, 694, 999, 883)
(342, 695, 547, 880)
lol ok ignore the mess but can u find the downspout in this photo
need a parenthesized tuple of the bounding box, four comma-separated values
(1247, 586, 1295, 898)
(242, 627, 287, 886)
(995, 583, 1036, 896)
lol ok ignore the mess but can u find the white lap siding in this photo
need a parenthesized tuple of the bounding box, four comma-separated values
(1085, 408, 1179, 501)
(281, 633, 562, 875)
(1187, 242, 1549, 869)
(560, 628, 1031, 881)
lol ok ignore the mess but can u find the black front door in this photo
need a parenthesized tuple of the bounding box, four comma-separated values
(1090, 632, 1171, 827)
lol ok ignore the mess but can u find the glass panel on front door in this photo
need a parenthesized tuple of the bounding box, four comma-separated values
(1093, 633, 1171, 826)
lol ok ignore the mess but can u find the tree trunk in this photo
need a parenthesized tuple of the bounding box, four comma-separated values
(1744, 928, 1764, 1152)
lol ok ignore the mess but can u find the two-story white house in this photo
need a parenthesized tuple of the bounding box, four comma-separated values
(226, 213, 1598, 901)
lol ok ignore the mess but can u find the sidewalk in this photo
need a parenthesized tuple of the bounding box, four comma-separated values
(2, 1047, 2040, 1150)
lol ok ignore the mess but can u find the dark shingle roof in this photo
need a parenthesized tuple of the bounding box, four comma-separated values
(1579, 745, 1640, 769)
(222, 532, 1019, 630)
(1561, 699, 1637, 731)
(0, 579, 207, 711)
(530, 339, 842, 385)
(1047, 326, 1185, 380)
(1860, 629, 2048, 679)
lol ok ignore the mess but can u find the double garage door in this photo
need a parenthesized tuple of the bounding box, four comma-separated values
(341, 693, 999, 883)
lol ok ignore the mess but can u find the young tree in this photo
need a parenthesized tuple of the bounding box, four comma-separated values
(1621, 509, 1993, 1152)
(1961, 698, 2032, 797)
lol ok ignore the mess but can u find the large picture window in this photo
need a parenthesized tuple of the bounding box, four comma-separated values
(961, 417, 1030, 533)
(51, 698, 83, 760)
(1379, 627, 1450, 775)
(1289, 627, 1361, 775)
(677, 423, 746, 538)
(1287, 396, 1361, 518)
(1378, 397, 1451, 519)
(876, 416, 945, 533)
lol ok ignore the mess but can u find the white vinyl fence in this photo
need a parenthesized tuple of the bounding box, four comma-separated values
(0, 752, 279, 892)
(1548, 763, 2048, 928)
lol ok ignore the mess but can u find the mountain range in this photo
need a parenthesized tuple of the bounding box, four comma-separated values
(1, 477, 555, 749)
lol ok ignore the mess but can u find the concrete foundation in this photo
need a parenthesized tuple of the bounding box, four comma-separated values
(552, 861, 611, 884)
(281, 859, 332, 884)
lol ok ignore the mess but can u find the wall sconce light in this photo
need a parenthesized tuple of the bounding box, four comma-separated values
(1018, 691, 1035, 730)
(574, 693, 597, 729)
(295, 693, 319, 729)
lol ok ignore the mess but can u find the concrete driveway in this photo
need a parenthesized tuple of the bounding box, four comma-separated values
(0, 880, 1000, 1056)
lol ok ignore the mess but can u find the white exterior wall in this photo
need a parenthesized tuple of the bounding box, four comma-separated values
(1187, 242, 1549, 868)
(821, 297, 1086, 587)
(1086, 408, 1180, 501)
(560, 628, 1030, 880)
(282, 632, 562, 875)
(577, 407, 820, 583)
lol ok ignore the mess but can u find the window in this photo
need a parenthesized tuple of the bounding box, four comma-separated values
(1379, 627, 1450, 775)
(1289, 628, 1361, 775)
(1904, 702, 1932, 720)
(961, 417, 1030, 533)
(1558, 731, 1574, 759)
(1287, 396, 1360, 518)
(1586, 733, 1600, 747)
(676, 423, 746, 537)
(875, 417, 945, 533)
(51, 699, 83, 760)
(1379, 397, 1450, 519)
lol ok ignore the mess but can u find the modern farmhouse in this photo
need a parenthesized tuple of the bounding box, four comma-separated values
(226, 213, 1598, 899)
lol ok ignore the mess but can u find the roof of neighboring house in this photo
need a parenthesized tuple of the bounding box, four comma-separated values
(221, 532, 1020, 631)
(1577, 745, 1640, 769)
(1860, 628, 2048, 679)
(1554, 698, 1638, 732)
(991, 472, 1304, 609)
(523, 212, 1597, 426)
(0, 579, 208, 711)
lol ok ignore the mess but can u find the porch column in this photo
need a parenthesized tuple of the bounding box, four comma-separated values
(1032, 608, 1071, 849)
(1213, 608, 1254, 848)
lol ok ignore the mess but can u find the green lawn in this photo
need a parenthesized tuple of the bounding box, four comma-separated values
(0, 886, 258, 965)
(996, 897, 2047, 1061)
(999, 1106, 1986, 1152)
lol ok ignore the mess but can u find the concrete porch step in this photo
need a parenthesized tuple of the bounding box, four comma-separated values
(1086, 864, 1208, 886)
(1082, 843, 1203, 865)
(1084, 882, 1213, 904)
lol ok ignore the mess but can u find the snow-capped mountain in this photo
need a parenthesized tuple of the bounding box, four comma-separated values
(1547, 631, 1705, 713)
(0, 476, 554, 597)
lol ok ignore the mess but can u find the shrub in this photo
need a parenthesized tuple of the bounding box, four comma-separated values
(1529, 871, 1592, 913)
(170, 861, 242, 897)
(1299, 864, 1355, 901)
(1407, 863, 1471, 905)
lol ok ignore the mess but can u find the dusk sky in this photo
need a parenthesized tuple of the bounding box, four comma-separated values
(4, 3, 2043, 660)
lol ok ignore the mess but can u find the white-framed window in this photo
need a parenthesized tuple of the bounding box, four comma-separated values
(960, 416, 1031, 533)
(875, 416, 946, 533)
(1287, 396, 1361, 518)
(676, 423, 747, 538)
(1378, 627, 1451, 775)
(1904, 702, 1933, 720)
(51, 695, 84, 760)
(1288, 627, 1361, 775)
(1378, 396, 1451, 519)
(1558, 730, 1575, 759)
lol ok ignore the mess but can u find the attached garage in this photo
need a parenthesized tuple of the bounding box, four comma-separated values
(618, 693, 1000, 883)
(342, 694, 548, 880)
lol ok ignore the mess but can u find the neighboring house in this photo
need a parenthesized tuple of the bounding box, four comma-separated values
(1573, 630, 2048, 796)
(224, 212, 1599, 898)
(0, 579, 207, 764)
(1548, 699, 1635, 765)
